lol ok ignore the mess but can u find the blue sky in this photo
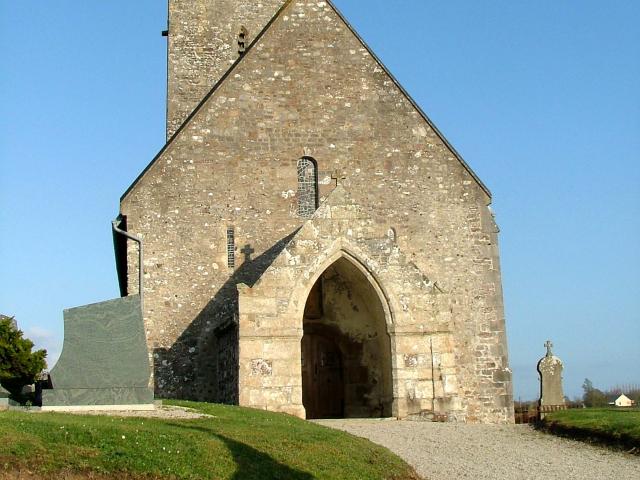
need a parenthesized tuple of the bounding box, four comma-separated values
(1, 1, 638, 401)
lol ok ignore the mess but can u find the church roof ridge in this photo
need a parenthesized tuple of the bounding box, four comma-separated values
(121, 0, 491, 202)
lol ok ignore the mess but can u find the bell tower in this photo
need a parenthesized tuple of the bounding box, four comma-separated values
(165, 0, 287, 138)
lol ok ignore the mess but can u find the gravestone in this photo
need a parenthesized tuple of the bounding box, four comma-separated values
(537, 340, 565, 418)
(21, 384, 35, 396)
(0, 384, 9, 410)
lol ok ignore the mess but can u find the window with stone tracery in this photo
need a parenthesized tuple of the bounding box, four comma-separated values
(297, 157, 318, 218)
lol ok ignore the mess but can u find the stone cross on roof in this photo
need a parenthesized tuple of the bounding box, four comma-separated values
(545, 340, 553, 357)
(331, 170, 347, 186)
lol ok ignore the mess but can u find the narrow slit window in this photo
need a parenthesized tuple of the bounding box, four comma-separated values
(297, 157, 318, 218)
(238, 26, 248, 56)
(227, 227, 235, 268)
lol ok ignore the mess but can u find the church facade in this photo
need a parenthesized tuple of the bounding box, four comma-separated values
(116, 0, 514, 423)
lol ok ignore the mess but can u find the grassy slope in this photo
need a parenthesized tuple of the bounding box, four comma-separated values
(543, 408, 640, 452)
(0, 400, 419, 479)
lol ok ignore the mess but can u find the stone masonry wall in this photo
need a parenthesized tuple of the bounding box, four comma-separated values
(237, 189, 463, 419)
(167, 0, 286, 138)
(121, 0, 513, 422)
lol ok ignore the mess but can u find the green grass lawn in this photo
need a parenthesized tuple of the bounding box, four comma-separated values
(543, 408, 640, 452)
(0, 401, 419, 479)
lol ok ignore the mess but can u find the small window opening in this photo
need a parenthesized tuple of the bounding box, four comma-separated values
(238, 27, 248, 56)
(297, 157, 319, 218)
(227, 227, 235, 268)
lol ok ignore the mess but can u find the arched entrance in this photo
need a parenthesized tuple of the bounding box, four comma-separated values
(301, 257, 393, 419)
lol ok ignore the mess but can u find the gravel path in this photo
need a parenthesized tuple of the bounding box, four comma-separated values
(315, 419, 640, 480)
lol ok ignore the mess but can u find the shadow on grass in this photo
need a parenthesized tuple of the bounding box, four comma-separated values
(217, 433, 314, 480)
(168, 422, 315, 480)
(537, 419, 640, 455)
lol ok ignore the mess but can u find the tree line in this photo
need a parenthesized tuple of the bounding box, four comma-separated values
(514, 379, 639, 410)
(580, 378, 639, 407)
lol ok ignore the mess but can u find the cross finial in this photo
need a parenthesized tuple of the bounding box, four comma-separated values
(331, 170, 346, 186)
(545, 340, 553, 357)
(241, 244, 255, 262)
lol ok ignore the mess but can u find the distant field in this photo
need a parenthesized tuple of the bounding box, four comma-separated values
(543, 408, 640, 452)
(0, 401, 419, 480)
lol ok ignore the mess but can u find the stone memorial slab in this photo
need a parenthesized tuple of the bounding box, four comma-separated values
(42, 294, 153, 410)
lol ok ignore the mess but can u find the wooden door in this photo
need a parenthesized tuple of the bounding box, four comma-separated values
(302, 334, 344, 419)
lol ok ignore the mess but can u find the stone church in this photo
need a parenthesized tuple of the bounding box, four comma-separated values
(115, 0, 514, 423)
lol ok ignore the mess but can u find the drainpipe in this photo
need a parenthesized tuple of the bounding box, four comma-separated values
(430, 337, 436, 415)
(112, 218, 144, 309)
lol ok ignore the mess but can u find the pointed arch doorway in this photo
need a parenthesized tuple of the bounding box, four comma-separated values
(301, 256, 393, 419)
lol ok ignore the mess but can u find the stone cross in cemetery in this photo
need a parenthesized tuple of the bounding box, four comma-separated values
(537, 340, 566, 418)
